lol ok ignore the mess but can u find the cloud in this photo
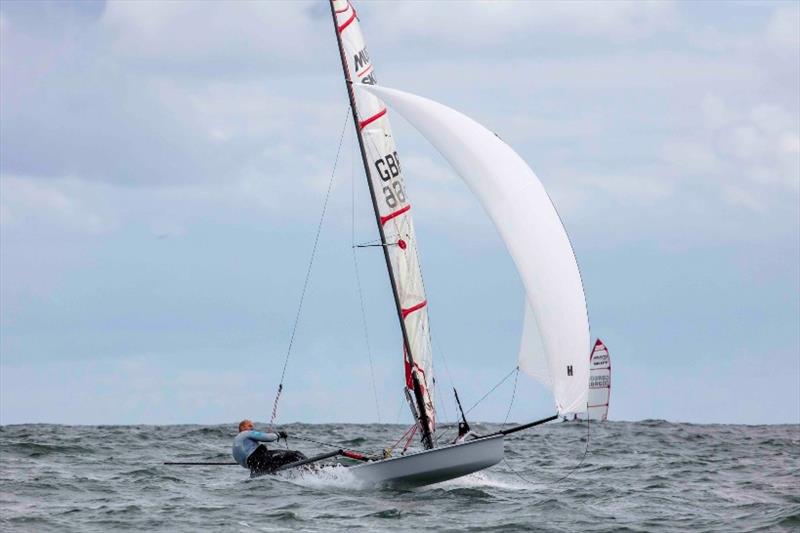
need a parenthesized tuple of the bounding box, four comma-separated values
(766, 3, 800, 51)
(0, 356, 257, 424)
(661, 95, 799, 211)
(99, 1, 328, 76)
(0, 1, 344, 189)
(1, 1, 798, 426)
(363, 0, 678, 48)
(0, 176, 114, 234)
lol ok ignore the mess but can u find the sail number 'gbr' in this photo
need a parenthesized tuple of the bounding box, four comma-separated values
(375, 151, 400, 181)
(375, 152, 407, 208)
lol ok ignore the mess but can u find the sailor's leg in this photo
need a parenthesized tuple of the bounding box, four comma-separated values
(263, 449, 308, 470)
(246, 444, 271, 475)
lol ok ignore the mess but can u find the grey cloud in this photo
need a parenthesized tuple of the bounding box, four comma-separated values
(0, 1, 343, 188)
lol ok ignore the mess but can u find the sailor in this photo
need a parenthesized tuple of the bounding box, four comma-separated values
(232, 419, 306, 476)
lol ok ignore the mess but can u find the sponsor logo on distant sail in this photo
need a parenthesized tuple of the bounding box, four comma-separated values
(590, 375, 610, 389)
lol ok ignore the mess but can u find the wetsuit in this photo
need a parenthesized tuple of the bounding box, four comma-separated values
(232, 430, 306, 476)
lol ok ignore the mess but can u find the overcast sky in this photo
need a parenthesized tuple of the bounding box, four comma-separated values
(1, 0, 798, 426)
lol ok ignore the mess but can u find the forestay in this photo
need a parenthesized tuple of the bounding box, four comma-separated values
(332, 1, 435, 438)
(354, 84, 590, 415)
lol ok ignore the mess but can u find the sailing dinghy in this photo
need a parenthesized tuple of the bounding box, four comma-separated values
(584, 339, 611, 421)
(318, 0, 591, 487)
(251, 0, 592, 488)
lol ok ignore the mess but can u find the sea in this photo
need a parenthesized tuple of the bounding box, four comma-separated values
(1, 421, 797, 532)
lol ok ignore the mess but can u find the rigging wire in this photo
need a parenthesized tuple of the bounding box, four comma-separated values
(384, 423, 417, 456)
(434, 364, 518, 445)
(428, 326, 457, 429)
(268, 107, 351, 429)
(492, 367, 591, 488)
(466, 365, 519, 416)
(503, 416, 591, 488)
(433, 374, 452, 431)
(351, 126, 382, 422)
(502, 367, 520, 428)
(393, 396, 406, 424)
(287, 434, 373, 457)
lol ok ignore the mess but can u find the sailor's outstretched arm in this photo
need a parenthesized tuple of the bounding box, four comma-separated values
(248, 431, 279, 442)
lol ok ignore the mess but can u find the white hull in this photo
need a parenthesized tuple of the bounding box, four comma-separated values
(348, 435, 504, 488)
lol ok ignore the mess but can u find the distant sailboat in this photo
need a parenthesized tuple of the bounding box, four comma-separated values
(586, 339, 611, 421)
(558, 339, 611, 422)
(256, 0, 592, 487)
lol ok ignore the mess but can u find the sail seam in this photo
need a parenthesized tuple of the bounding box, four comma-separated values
(334, 2, 351, 14)
(380, 204, 410, 225)
(270, 106, 351, 429)
(359, 108, 386, 129)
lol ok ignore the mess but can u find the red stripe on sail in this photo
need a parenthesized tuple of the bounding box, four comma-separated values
(335, 1, 350, 14)
(402, 300, 427, 319)
(356, 64, 373, 78)
(380, 204, 410, 225)
(359, 108, 387, 129)
(338, 8, 357, 32)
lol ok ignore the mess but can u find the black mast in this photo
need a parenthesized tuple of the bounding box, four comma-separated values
(328, 0, 434, 449)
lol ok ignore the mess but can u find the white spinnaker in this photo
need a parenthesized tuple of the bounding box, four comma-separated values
(587, 339, 611, 421)
(519, 300, 552, 389)
(333, 1, 435, 434)
(355, 84, 590, 414)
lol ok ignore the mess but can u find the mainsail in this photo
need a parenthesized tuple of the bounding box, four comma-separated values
(587, 339, 611, 421)
(330, 0, 435, 447)
(354, 83, 590, 415)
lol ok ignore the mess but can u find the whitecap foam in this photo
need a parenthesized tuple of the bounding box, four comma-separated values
(251, 463, 537, 493)
(428, 470, 535, 492)
(272, 464, 371, 491)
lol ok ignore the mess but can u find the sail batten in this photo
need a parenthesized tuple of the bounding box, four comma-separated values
(355, 83, 590, 415)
